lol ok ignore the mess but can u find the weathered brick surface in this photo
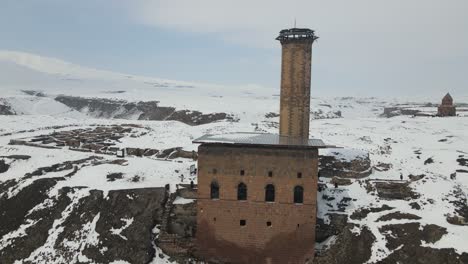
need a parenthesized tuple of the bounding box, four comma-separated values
(279, 40, 313, 139)
(438, 93, 456, 116)
(196, 144, 318, 263)
(438, 105, 456, 116)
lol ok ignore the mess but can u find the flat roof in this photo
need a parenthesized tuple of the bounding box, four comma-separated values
(193, 132, 331, 148)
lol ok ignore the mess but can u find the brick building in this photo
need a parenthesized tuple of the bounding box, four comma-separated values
(194, 28, 327, 263)
(438, 93, 456, 117)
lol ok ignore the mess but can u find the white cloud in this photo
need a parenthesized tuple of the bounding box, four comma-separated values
(128, 0, 468, 53)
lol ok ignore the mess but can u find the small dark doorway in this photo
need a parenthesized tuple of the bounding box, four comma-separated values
(265, 184, 275, 202)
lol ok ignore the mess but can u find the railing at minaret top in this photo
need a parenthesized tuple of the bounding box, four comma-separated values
(276, 28, 319, 43)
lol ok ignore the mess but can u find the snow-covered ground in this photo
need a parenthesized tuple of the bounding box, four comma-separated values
(315, 116, 468, 262)
(1, 50, 468, 263)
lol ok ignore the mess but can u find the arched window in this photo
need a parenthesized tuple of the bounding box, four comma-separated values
(237, 182, 247, 200)
(294, 186, 304, 204)
(265, 184, 275, 202)
(210, 181, 219, 199)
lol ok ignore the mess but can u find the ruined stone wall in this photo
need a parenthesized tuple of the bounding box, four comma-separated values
(279, 40, 313, 139)
(196, 144, 318, 264)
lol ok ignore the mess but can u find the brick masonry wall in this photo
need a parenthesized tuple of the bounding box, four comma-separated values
(279, 40, 313, 139)
(196, 144, 318, 263)
(438, 105, 456, 116)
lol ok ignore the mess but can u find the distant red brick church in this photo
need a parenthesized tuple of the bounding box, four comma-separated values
(193, 28, 330, 264)
(438, 93, 456, 117)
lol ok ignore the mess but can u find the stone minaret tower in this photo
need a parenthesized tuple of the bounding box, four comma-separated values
(194, 27, 324, 263)
(276, 28, 318, 139)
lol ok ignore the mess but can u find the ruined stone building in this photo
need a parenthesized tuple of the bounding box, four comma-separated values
(438, 93, 456, 117)
(193, 28, 328, 263)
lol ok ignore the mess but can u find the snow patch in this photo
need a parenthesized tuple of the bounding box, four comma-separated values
(173, 197, 195, 205)
(110, 218, 134, 241)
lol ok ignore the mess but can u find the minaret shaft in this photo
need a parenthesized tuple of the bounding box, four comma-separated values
(277, 28, 317, 139)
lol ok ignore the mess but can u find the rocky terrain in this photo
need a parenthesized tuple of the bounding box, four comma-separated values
(0, 51, 468, 263)
(55, 95, 232, 125)
(0, 100, 14, 115)
(319, 148, 372, 179)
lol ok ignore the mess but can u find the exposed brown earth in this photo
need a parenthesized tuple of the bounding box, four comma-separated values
(314, 223, 375, 264)
(8, 126, 197, 161)
(9, 125, 135, 154)
(373, 162, 392, 172)
(376, 212, 421, 222)
(381, 245, 468, 264)
(55, 95, 233, 125)
(375, 223, 468, 264)
(380, 223, 447, 250)
(315, 214, 348, 243)
(374, 181, 420, 200)
(457, 157, 468, 167)
(0, 155, 167, 264)
(350, 204, 394, 220)
(319, 153, 371, 179)
(157, 187, 197, 263)
(55, 188, 167, 264)
(409, 174, 425, 181)
(0, 155, 31, 160)
(0, 102, 16, 115)
(446, 187, 468, 226)
(0, 180, 72, 264)
(330, 176, 352, 186)
(382, 107, 422, 118)
(0, 160, 9, 173)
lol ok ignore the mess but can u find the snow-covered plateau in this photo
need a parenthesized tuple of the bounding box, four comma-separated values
(0, 51, 468, 264)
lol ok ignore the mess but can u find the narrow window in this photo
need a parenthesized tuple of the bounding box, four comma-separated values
(240, 170, 245, 176)
(265, 184, 275, 202)
(213, 168, 217, 174)
(266, 221, 272, 227)
(240, 220, 246, 226)
(210, 181, 219, 199)
(237, 182, 247, 200)
(268, 171, 273, 177)
(294, 186, 304, 204)
(297, 172, 302, 178)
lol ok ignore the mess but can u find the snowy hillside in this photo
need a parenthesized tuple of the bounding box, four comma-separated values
(1, 51, 468, 264)
(2, 50, 451, 121)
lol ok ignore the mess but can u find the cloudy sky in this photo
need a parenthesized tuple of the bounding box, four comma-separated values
(1, 0, 467, 97)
